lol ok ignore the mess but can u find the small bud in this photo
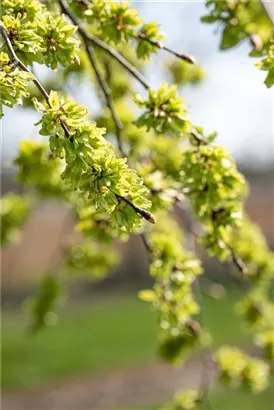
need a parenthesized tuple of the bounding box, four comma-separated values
(250, 34, 263, 52)
(139, 209, 156, 224)
(180, 54, 196, 65)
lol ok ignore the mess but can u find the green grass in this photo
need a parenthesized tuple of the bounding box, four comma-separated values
(2, 294, 157, 390)
(2, 288, 250, 391)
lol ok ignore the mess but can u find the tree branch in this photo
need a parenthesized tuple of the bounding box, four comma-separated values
(57, 0, 246, 272)
(58, 0, 150, 90)
(115, 193, 155, 224)
(137, 32, 196, 65)
(228, 244, 247, 275)
(0, 24, 155, 225)
(79, 30, 126, 157)
(0, 25, 70, 138)
(176, 200, 247, 275)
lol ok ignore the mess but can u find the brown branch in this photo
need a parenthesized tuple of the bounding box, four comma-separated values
(228, 245, 248, 275)
(82, 38, 126, 157)
(115, 193, 155, 224)
(140, 233, 153, 264)
(58, 0, 150, 90)
(137, 31, 196, 65)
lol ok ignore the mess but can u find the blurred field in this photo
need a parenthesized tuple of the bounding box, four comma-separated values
(2, 287, 274, 410)
(2, 287, 248, 391)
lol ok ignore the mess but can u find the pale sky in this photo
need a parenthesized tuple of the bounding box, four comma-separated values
(2, 1, 273, 169)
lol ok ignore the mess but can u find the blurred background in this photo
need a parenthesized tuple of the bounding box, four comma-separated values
(1, 2, 273, 410)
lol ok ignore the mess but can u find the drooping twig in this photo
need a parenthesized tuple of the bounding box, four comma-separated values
(228, 244, 248, 275)
(58, 0, 132, 157)
(140, 232, 153, 263)
(0, 25, 70, 138)
(115, 193, 155, 224)
(137, 32, 196, 65)
(58, 0, 150, 90)
(176, 200, 247, 276)
(175, 200, 213, 409)
(79, 32, 126, 156)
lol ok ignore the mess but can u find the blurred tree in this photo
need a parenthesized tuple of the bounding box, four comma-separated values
(0, 1, 273, 408)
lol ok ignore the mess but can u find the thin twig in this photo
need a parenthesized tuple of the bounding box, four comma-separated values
(176, 202, 213, 408)
(140, 233, 153, 264)
(58, 0, 150, 90)
(137, 32, 196, 65)
(81, 33, 126, 156)
(0, 25, 70, 138)
(191, 129, 208, 146)
(228, 244, 247, 275)
(115, 193, 155, 224)
(176, 201, 247, 277)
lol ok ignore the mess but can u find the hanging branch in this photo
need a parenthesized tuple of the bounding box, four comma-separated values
(228, 244, 248, 275)
(82, 37, 126, 157)
(0, 24, 155, 225)
(137, 31, 196, 64)
(58, 0, 150, 90)
(1, 3, 246, 276)
(59, 0, 246, 271)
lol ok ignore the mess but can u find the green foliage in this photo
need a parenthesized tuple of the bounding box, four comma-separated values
(14, 140, 65, 197)
(0, 52, 34, 117)
(202, 0, 272, 49)
(75, 201, 129, 242)
(134, 82, 191, 135)
(1, 0, 274, 405)
(238, 288, 273, 330)
(256, 37, 274, 88)
(32, 91, 153, 231)
(238, 286, 274, 361)
(166, 60, 206, 86)
(181, 145, 247, 259)
(1, 192, 31, 246)
(139, 215, 204, 363)
(1, 0, 80, 67)
(161, 389, 200, 410)
(202, 0, 274, 87)
(254, 328, 274, 362)
(1, 14, 43, 63)
(37, 13, 80, 69)
(26, 275, 62, 333)
(93, 1, 142, 44)
(228, 216, 274, 283)
(215, 346, 270, 393)
(136, 22, 164, 60)
(70, 0, 165, 61)
(1, 0, 42, 21)
(64, 240, 119, 279)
